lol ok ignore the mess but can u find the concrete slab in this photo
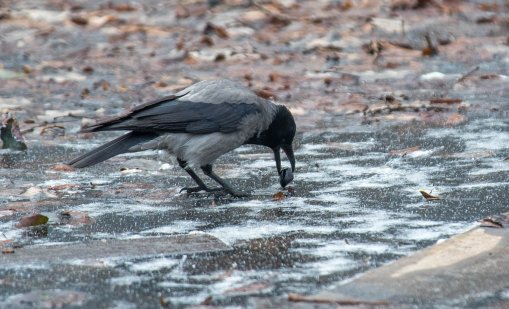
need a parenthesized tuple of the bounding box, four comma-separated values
(288, 223, 509, 307)
(0, 233, 231, 266)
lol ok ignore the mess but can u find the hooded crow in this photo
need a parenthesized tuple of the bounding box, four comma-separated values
(69, 79, 296, 197)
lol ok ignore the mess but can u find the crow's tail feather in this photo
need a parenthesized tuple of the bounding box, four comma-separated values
(68, 132, 158, 168)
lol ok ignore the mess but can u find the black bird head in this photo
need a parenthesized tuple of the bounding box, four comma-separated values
(246, 105, 296, 187)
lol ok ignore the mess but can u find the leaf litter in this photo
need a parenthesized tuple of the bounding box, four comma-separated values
(419, 189, 441, 201)
(0, 0, 508, 307)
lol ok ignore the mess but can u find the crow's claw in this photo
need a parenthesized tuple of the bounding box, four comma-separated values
(180, 186, 222, 194)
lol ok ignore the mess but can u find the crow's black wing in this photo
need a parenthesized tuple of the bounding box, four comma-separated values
(80, 94, 181, 133)
(82, 99, 260, 134)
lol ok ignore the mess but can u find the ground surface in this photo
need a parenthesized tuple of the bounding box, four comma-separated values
(1, 0, 509, 308)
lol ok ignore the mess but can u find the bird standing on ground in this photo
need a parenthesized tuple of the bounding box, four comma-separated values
(69, 79, 296, 197)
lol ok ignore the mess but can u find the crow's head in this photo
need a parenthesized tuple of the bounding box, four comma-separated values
(261, 105, 296, 187)
(245, 105, 296, 187)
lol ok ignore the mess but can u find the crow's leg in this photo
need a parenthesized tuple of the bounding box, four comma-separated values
(201, 164, 250, 197)
(177, 159, 221, 193)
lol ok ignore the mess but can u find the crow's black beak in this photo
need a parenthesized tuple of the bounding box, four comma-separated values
(282, 144, 295, 173)
(273, 144, 295, 187)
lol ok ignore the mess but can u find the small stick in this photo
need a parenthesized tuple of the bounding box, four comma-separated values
(457, 65, 480, 83)
(288, 293, 389, 306)
(429, 98, 462, 104)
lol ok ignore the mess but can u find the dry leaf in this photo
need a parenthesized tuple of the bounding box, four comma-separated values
(175, 5, 190, 19)
(15, 214, 49, 228)
(70, 15, 88, 26)
(480, 218, 503, 228)
(2, 247, 14, 254)
(82, 66, 94, 74)
(444, 113, 466, 126)
(430, 98, 462, 104)
(203, 22, 229, 39)
(419, 189, 441, 200)
(255, 88, 277, 100)
(272, 191, 286, 201)
(480, 214, 509, 228)
(201, 296, 213, 305)
(111, 3, 137, 12)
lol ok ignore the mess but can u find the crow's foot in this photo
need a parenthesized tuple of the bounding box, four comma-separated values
(180, 186, 222, 194)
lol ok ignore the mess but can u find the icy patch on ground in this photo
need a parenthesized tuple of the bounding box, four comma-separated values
(141, 221, 201, 234)
(209, 221, 337, 245)
(130, 257, 180, 272)
(71, 202, 169, 217)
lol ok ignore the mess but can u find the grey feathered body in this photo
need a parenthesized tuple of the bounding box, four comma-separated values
(132, 80, 278, 167)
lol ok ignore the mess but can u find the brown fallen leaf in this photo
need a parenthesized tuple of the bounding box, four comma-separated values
(269, 72, 282, 82)
(2, 247, 14, 254)
(419, 189, 441, 201)
(421, 112, 467, 126)
(70, 15, 88, 26)
(22, 65, 33, 74)
(200, 35, 214, 46)
(444, 113, 466, 126)
(82, 66, 94, 74)
(422, 34, 438, 57)
(480, 218, 503, 228)
(255, 88, 277, 100)
(110, 3, 137, 12)
(203, 22, 229, 39)
(272, 191, 286, 201)
(430, 98, 462, 104)
(175, 5, 190, 19)
(480, 213, 509, 228)
(201, 296, 213, 305)
(480, 74, 501, 80)
(15, 214, 49, 228)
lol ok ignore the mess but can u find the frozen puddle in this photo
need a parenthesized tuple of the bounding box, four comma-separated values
(1, 116, 509, 307)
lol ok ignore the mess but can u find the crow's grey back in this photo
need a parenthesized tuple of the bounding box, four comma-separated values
(176, 79, 261, 105)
